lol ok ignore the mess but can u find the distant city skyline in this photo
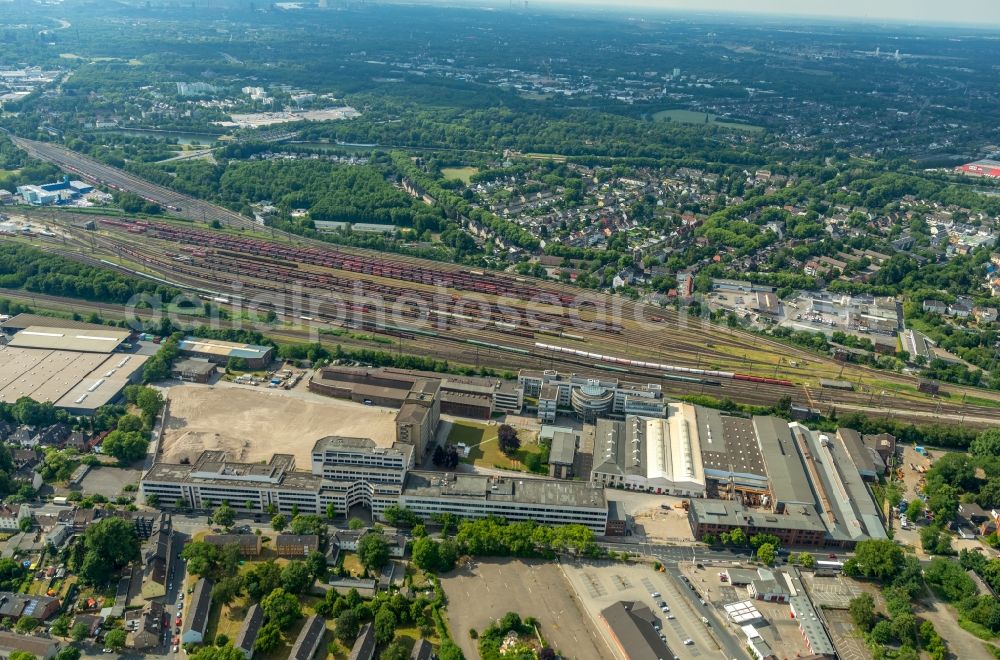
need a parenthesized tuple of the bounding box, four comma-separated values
(430, 0, 1000, 27)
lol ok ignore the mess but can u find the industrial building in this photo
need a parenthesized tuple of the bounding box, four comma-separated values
(687, 417, 887, 548)
(308, 365, 522, 419)
(399, 471, 609, 533)
(0, 325, 147, 414)
(591, 404, 706, 496)
(520, 369, 666, 423)
(16, 176, 93, 205)
(956, 158, 1000, 179)
(177, 336, 273, 370)
(143, 436, 608, 531)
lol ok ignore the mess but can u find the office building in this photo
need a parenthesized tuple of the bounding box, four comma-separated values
(519, 369, 666, 423)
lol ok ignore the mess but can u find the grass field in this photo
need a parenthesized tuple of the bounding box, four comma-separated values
(652, 109, 762, 132)
(441, 166, 479, 183)
(448, 421, 544, 471)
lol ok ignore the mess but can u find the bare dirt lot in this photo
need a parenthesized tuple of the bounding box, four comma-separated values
(440, 558, 613, 660)
(159, 383, 398, 466)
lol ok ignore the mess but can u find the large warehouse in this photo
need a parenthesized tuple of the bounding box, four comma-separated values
(0, 325, 146, 414)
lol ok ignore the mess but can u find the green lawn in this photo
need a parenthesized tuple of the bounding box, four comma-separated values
(652, 109, 762, 132)
(441, 166, 479, 183)
(448, 421, 545, 471)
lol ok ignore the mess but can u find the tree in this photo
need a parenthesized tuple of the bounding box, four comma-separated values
(412, 536, 441, 572)
(307, 551, 328, 582)
(101, 429, 148, 464)
(71, 621, 90, 642)
(253, 622, 282, 653)
(244, 561, 282, 600)
(797, 552, 815, 568)
(845, 539, 904, 581)
(10, 653, 36, 660)
(756, 543, 776, 566)
(869, 619, 893, 644)
(497, 424, 520, 456)
(374, 604, 396, 645)
(848, 593, 877, 632)
(105, 628, 127, 651)
(750, 533, 780, 549)
(326, 503, 336, 521)
(924, 557, 977, 601)
(906, 498, 924, 519)
(261, 588, 301, 629)
(437, 640, 464, 660)
(270, 514, 287, 532)
(927, 484, 960, 522)
(18, 516, 33, 533)
(212, 503, 236, 530)
(379, 640, 410, 660)
(892, 612, 919, 646)
(212, 576, 244, 606)
(971, 428, 1000, 457)
(358, 533, 390, 573)
(80, 517, 140, 585)
(15, 616, 38, 634)
(56, 648, 82, 660)
(51, 615, 70, 637)
(280, 561, 313, 594)
(189, 647, 246, 660)
(335, 610, 361, 644)
(288, 514, 326, 537)
(383, 505, 420, 528)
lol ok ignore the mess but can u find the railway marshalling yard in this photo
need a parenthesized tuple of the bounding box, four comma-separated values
(15, 210, 1000, 429)
(8, 138, 1000, 425)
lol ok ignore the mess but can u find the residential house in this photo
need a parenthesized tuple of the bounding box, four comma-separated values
(35, 423, 71, 447)
(10, 449, 39, 470)
(204, 534, 263, 557)
(410, 639, 433, 660)
(0, 631, 62, 659)
(290, 614, 327, 660)
(276, 534, 321, 558)
(140, 516, 172, 600)
(922, 300, 947, 315)
(975, 307, 998, 324)
(234, 603, 264, 659)
(0, 504, 29, 531)
(0, 592, 62, 621)
(73, 614, 102, 638)
(181, 578, 213, 644)
(347, 622, 376, 660)
(126, 601, 164, 649)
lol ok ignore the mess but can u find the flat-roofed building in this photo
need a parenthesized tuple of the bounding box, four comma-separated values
(0, 347, 147, 414)
(400, 471, 608, 533)
(171, 358, 216, 383)
(548, 430, 577, 479)
(0, 314, 115, 334)
(177, 337, 273, 369)
(591, 404, 706, 496)
(697, 409, 769, 500)
(395, 379, 440, 460)
(7, 326, 130, 353)
(688, 499, 827, 547)
(519, 369, 666, 423)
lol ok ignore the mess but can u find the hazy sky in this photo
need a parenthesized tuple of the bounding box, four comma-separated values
(521, 0, 1000, 26)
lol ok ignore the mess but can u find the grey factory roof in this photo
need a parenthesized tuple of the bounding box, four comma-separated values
(800, 427, 886, 542)
(837, 427, 878, 475)
(697, 408, 767, 479)
(592, 419, 637, 478)
(600, 601, 674, 660)
(549, 430, 578, 466)
(755, 416, 814, 506)
(0, 313, 115, 333)
(402, 470, 607, 509)
(8, 326, 130, 353)
(0, 347, 146, 411)
(178, 337, 272, 360)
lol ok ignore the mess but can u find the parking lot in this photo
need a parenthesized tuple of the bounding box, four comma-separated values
(439, 558, 612, 660)
(76, 466, 143, 499)
(561, 560, 720, 659)
(801, 572, 877, 610)
(824, 609, 871, 660)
